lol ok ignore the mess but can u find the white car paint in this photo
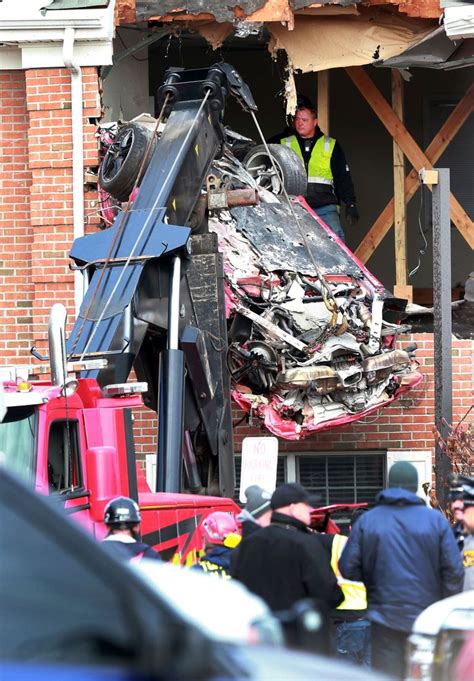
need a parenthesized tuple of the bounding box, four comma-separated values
(412, 590, 474, 636)
(132, 559, 283, 645)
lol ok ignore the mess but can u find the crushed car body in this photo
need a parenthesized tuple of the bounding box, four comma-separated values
(205, 169, 422, 439)
(95, 100, 422, 444)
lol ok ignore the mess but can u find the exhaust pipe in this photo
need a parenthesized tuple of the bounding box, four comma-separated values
(48, 304, 68, 387)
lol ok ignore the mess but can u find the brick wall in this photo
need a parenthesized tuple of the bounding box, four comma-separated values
(0, 71, 33, 363)
(0, 67, 101, 364)
(25, 67, 101, 353)
(132, 334, 473, 463)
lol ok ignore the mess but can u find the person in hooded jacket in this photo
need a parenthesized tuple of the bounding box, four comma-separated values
(339, 461, 464, 680)
(192, 511, 241, 579)
(237, 484, 273, 539)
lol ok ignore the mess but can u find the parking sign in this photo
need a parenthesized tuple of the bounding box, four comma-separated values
(239, 436, 279, 503)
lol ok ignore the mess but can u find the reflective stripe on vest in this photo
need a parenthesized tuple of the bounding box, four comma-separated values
(199, 560, 232, 580)
(281, 135, 336, 187)
(330, 534, 367, 611)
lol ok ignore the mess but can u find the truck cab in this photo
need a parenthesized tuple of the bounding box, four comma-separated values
(0, 365, 238, 563)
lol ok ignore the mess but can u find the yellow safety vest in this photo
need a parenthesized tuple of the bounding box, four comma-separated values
(281, 135, 336, 187)
(330, 533, 367, 611)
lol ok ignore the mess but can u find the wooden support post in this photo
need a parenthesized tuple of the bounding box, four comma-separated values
(317, 70, 330, 135)
(391, 69, 411, 302)
(355, 84, 474, 263)
(345, 67, 474, 254)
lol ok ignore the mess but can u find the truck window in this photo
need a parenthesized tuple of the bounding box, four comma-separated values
(48, 420, 83, 493)
(0, 406, 37, 485)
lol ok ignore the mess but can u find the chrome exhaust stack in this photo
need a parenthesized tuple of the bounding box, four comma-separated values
(48, 304, 68, 387)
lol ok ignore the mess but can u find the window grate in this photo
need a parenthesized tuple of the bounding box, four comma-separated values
(298, 453, 385, 507)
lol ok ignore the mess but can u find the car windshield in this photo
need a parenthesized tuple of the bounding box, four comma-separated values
(0, 406, 37, 485)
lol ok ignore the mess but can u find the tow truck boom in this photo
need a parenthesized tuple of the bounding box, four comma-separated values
(66, 64, 257, 497)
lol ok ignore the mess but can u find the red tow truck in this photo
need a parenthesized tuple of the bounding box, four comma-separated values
(0, 64, 257, 562)
(0, 334, 238, 564)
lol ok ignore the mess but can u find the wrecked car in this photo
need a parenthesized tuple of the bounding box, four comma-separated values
(96, 96, 422, 443)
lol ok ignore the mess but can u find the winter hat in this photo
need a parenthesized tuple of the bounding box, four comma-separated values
(270, 483, 321, 510)
(244, 485, 272, 519)
(388, 461, 418, 493)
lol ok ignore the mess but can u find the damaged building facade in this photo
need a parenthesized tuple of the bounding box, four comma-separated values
(0, 0, 472, 511)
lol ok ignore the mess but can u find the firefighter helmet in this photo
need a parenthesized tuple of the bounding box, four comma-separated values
(104, 496, 141, 527)
(201, 512, 240, 548)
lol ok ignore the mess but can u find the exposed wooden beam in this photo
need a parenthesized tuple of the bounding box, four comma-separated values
(356, 83, 474, 262)
(346, 67, 474, 253)
(391, 69, 410, 298)
(317, 70, 330, 135)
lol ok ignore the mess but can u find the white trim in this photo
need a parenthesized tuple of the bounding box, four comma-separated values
(386, 449, 433, 503)
(0, 0, 115, 69)
(145, 453, 156, 491)
(286, 454, 297, 483)
(0, 47, 22, 69)
(444, 6, 474, 40)
(0, 19, 103, 30)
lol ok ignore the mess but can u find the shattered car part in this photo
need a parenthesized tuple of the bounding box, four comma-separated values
(236, 304, 307, 352)
(206, 174, 229, 210)
(276, 365, 339, 394)
(98, 112, 422, 442)
(362, 349, 411, 386)
(208, 194, 422, 440)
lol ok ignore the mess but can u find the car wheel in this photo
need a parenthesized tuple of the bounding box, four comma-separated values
(99, 123, 156, 202)
(243, 144, 307, 196)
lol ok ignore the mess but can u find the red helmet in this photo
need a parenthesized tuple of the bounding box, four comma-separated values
(201, 512, 240, 548)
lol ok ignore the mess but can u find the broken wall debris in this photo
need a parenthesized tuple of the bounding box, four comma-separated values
(268, 13, 435, 72)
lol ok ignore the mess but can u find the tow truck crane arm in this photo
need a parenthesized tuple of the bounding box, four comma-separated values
(66, 64, 257, 497)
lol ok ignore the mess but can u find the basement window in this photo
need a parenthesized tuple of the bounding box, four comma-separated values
(297, 453, 386, 506)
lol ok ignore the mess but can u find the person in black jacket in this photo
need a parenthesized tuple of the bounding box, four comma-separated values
(101, 496, 161, 562)
(339, 462, 464, 679)
(231, 482, 343, 650)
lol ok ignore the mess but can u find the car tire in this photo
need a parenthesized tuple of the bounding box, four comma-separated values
(98, 123, 156, 202)
(243, 144, 307, 196)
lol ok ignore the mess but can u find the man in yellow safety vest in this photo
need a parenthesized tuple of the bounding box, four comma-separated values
(280, 102, 358, 243)
(328, 509, 371, 667)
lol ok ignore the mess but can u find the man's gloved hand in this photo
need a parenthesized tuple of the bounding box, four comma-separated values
(345, 202, 359, 226)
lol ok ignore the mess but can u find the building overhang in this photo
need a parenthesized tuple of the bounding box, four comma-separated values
(0, 0, 115, 69)
(374, 25, 474, 70)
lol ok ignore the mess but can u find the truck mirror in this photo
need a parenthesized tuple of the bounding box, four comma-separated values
(85, 446, 120, 522)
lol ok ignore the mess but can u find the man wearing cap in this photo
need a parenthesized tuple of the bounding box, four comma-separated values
(339, 461, 464, 679)
(237, 485, 273, 539)
(231, 482, 343, 616)
(280, 101, 358, 243)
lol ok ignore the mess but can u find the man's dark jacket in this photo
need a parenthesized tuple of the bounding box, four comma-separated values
(101, 539, 161, 562)
(231, 512, 343, 612)
(339, 488, 464, 633)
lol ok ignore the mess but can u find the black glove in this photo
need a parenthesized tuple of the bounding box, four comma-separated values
(345, 202, 359, 226)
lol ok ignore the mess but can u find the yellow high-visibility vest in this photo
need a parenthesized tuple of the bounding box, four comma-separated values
(281, 135, 336, 186)
(330, 533, 367, 611)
